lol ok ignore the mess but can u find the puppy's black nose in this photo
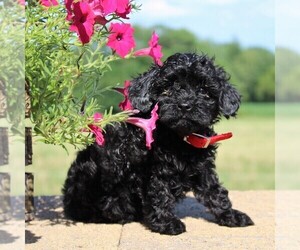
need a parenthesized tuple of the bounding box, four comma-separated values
(178, 103, 192, 111)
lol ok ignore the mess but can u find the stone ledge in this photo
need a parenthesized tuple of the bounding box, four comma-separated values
(20, 191, 279, 249)
(6, 191, 300, 249)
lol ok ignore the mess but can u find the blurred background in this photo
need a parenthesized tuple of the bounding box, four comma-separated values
(28, 0, 283, 195)
(276, 0, 300, 190)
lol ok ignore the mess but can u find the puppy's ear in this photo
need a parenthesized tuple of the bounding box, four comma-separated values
(219, 82, 241, 118)
(128, 66, 158, 113)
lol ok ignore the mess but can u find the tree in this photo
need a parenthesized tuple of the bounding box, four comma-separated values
(100, 26, 276, 108)
(232, 48, 274, 101)
(256, 65, 275, 102)
(278, 65, 300, 102)
(276, 47, 300, 102)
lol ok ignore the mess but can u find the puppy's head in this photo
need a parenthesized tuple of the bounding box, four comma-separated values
(129, 53, 241, 136)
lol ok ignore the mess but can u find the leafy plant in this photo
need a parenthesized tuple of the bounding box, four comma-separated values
(0, 0, 25, 133)
(23, 0, 162, 149)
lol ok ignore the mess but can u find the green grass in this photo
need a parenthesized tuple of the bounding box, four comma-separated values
(27, 103, 276, 195)
(275, 102, 300, 189)
(215, 102, 275, 190)
(238, 102, 274, 118)
(276, 102, 300, 117)
(27, 144, 77, 196)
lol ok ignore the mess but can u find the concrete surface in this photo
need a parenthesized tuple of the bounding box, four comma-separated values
(0, 191, 300, 250)
(22, 191, 277, 250)
(1, 196, 25, 250)
(276, 191, 300, 249)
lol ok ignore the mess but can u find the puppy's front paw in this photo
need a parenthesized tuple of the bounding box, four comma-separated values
(147, 217, 186, 235)
(162, 218, 186, 235)
(217, 209, 254, 227)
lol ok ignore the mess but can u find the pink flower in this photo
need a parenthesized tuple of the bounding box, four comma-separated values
(93, 112, 103, 122)
(134, 32, 163, 66)
(92, 0, 131, 18)
(88, 0, 115, 24)
(126, 104, 159, 149)
(114, 80, 133, 111)
(88, 113, 105, 146)
(18, 0, 25, 6)
(69, 2, 95, 44)
(107, 23, 136, 58)
(115, 0, 131, 19)
(65, 0, 73, 21)
(65, 0, 132, 26)
(40, 0, 59, 7)
(66, 0, 102, 23)
(99, 0, 117, 15)
(86, 0, 131, 25)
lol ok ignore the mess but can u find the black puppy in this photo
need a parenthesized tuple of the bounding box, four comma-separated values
(63, 53, 254, 235)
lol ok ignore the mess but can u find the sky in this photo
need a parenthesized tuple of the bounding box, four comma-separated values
(276, 0, 300, 53)
(129, 0, 299, 53)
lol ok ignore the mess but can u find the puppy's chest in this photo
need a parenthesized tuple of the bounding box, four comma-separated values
(154, 144, 209, 174)
(152, 148, 208, 195)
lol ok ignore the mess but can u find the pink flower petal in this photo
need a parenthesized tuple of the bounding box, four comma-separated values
(65, 0, 73, 21)
(18, 0, 25, 6)
(88, 125, 105, 146)
(148, 32, 159, 47)
(114, 80, 133, 111)
(87, 112, 105, 146)
(93, 112, 103, 122)
(99, 0, 117, 15)
(126, 104, 159, 149)
(40, 0, 59, 7)
(134, 32, 163, 66)
(115, 0, 131, 18)
(94, 16, 109, 25)
(134, 47, 151, 57)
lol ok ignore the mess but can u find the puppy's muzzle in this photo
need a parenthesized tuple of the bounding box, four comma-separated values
(178, 103, 192, 112)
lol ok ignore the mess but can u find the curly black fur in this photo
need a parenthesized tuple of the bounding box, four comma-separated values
(62, 53, 254, 235)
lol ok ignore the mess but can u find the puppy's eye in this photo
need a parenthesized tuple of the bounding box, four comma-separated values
(197, 87, 210, 98)
(204, 93, 210, 99)
(162, 89, 171, 96)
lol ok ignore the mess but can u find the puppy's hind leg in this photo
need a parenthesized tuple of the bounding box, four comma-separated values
(62, 158, 103, 223)
(193, 169, 254, 227)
